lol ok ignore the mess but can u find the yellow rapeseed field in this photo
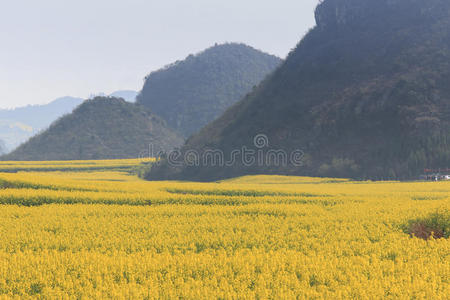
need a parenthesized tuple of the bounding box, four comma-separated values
(0, 160, 448, 299)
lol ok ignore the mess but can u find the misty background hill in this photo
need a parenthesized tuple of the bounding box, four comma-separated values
(0, 96, 83, 152)
(137, 43, 281, 137)
(0, 91, 137, 153)
(93, 90, 138, 103)
(3, 97, 183, 161)
(0, 139, 6, 155)
(148, 0, 450, 181)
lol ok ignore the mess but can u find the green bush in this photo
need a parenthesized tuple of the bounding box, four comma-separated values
(403, 210, 449, 240)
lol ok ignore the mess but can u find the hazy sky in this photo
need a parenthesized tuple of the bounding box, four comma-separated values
(0, 0, 318, 109)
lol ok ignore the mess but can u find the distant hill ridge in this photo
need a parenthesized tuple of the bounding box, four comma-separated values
(0, 96, 83, 152)
(109, 90, 138, 102)
(2, 97, 184, 161)
(147, 0, 450, 181)
(2, 43, 280, 160)
(137, 43, 281, 137)
(0, 90, 138, 153)
(0, 139, 6, 155)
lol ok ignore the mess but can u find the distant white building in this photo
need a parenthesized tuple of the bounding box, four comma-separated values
(421, 169, 450, 181)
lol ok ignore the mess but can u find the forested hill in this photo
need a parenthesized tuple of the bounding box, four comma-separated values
(136, 43, 281, 137)
(148, 0, 450, 181)
(2, 97, 184, 161)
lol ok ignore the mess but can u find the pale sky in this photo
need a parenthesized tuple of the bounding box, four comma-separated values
(0, 0, 318, 109)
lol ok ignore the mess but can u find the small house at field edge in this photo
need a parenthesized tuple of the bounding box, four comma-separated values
(420, 169, 450, 181)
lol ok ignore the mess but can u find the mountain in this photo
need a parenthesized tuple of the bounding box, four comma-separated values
(0, 140, 5, 155)
(148, 0, 450, 181)
(0, 97, 83, 151)
(2, 97, 184, 161)
(136, 43, 281, 137)
(110, 90, 138, 102)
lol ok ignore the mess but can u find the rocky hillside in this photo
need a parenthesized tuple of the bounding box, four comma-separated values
(148, 0, 450, 181)
(3, 97, 184, 161)
(136, 43, 281, 137)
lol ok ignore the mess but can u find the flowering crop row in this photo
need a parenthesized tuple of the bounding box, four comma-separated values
(0, 160, 447, 299)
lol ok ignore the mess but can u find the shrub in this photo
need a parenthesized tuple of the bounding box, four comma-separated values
(403, 210, 449, 240)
